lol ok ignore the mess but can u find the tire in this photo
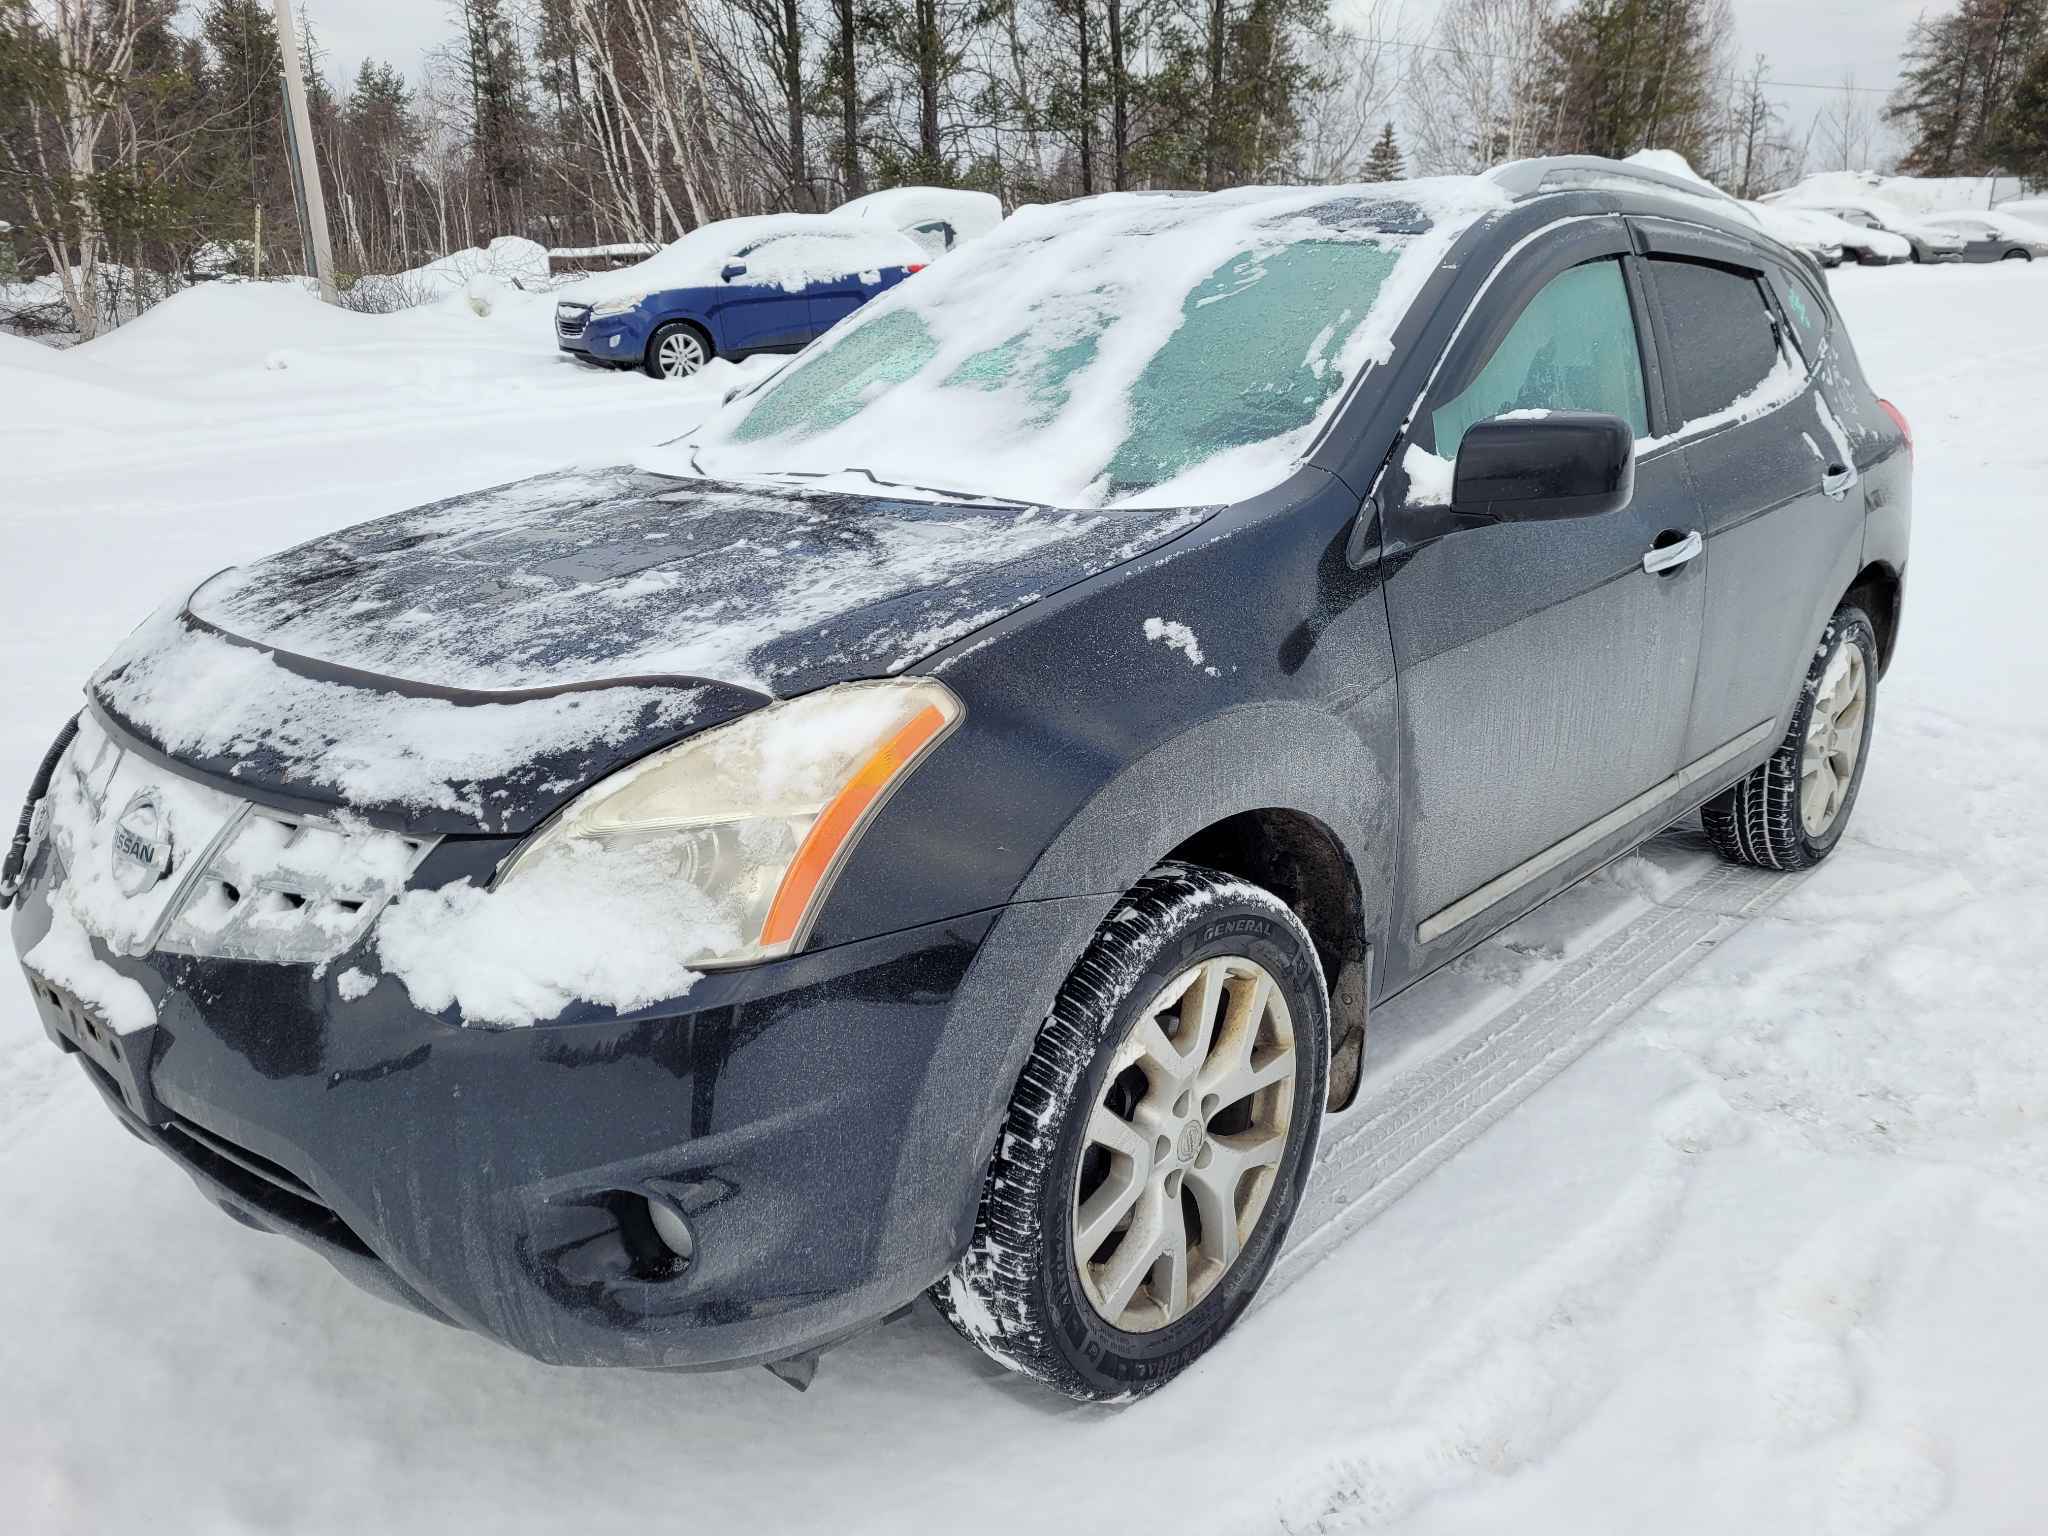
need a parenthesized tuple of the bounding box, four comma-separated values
(2003, 249, 2031, 262)
(644, 321, 711, 380)
(934, 861, 1329, 1401)
(1702, 606, 1878, 871)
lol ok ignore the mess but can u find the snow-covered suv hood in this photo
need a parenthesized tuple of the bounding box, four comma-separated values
(89, 466, 1207, 833)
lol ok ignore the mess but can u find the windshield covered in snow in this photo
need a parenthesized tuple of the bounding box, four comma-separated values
(651, 181, 1507, 508)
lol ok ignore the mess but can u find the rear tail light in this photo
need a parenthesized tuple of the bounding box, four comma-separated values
(1878, 398, 1912, 457)
(906, 263, 926, 274)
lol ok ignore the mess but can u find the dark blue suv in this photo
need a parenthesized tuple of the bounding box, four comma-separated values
(7, 159, 1910, 1403)
(553, 213, 926, 379)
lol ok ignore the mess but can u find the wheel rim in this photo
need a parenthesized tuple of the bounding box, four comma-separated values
(1072, 957, 1297, 1333)
(657, 330, 705, 378)
(1800, 640, 1867, 836)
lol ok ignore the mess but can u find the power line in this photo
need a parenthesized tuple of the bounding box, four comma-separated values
(1370, 34, 1897, 97)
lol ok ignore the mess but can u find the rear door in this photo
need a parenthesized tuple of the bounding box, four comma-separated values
(1380, 218, 1706, 978)
(1630, 220, 1866, 770)
(798, 231, 921, 337)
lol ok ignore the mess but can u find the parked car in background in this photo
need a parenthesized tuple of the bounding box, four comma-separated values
(10, 156, 1910, 1404)
(1744, 202, 1845, 267)
(552, 213, 925, 379)
(833, 186, 1004, 258)
(1783, 201, 1964, 264)
(1919, 211, 2048, 262)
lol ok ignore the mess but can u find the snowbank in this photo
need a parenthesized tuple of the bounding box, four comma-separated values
(344, 236, 550, 310)
(1776, 169, 2027, 216)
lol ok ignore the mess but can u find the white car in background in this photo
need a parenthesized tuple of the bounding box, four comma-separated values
(1752, 203, 1910, 266)
(1743, 202, 1848, 267)
(833, 187, 1004, 259)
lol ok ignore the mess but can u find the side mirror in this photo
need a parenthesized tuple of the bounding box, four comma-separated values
(1451, 411, 1636, 521)
(720, 262, 748, 282)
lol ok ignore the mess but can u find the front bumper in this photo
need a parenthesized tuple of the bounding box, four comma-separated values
(556, 304, 649, 366)
(11, 840, 1100, 1371)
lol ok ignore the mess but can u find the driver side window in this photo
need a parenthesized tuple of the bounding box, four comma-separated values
(1430, 259, 1649, 455)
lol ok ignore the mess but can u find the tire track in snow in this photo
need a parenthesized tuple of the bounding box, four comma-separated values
(1270, 856, 1802, 1293)
(1258, 1087, 1746, 1532)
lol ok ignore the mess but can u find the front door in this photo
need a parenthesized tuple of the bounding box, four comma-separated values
(1381, 225, 1706, 983)
(713, 278, 814, 354)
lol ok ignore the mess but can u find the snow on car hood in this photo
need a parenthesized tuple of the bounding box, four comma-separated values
(89, 466, 1208, 833)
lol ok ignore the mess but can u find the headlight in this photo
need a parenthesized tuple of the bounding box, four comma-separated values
(590, 292, 649, 318)
(498, 680, 961, 966)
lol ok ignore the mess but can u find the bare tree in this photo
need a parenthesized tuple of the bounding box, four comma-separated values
(5, 0, 155, 337)
(1296, 1, 1407, 182)
(1403, 0, 1554, 176)
(1816, 72, 1880, 173)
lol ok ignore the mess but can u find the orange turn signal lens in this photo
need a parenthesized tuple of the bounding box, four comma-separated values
(757, 703, 953, 948)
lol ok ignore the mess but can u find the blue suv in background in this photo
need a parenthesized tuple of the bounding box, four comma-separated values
(554, 213, 926, 379)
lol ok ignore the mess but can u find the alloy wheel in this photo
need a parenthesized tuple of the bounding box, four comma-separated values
(1072, 956, 1297, 1332)
(1800, 640, 1867, 835)
(656, 330, 707, 378)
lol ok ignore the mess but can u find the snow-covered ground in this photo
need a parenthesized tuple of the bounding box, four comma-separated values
(3, 260, 2046, 1533)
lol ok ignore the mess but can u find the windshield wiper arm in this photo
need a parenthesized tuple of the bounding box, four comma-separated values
(808, 466, 1044, 510)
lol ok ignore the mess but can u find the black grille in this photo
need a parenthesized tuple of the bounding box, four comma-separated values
(162, 1113, 374, 1258)
(556, 307, 589, 339)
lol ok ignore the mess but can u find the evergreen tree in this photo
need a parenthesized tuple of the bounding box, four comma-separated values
(1361, 120, 1403, 180)
(1889, 0, 2046, 176)
(199, 0, 290, 265)
(1990, 41, 2048, 183)
(459, 0, 534, 227)
(1535, 0, 1733, 165)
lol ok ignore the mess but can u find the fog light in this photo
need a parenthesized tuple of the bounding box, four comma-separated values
(645, 1196, 694, 1262)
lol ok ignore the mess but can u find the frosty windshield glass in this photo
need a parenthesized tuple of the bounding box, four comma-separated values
(660, 181, 1508, 509)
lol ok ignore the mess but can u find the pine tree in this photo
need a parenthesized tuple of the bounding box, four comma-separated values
(1361, 120, 1403, 180)
(1990, 42, 2048, 183)
(199, 0, 291, 270)
(1536, 0, 1733, 165)
(1888, 0, 2046, 176)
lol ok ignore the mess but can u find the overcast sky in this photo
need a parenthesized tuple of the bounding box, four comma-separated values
(304, 0, 1922, 161)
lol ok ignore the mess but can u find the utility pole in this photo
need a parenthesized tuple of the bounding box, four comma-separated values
(272, 0, 337, 303)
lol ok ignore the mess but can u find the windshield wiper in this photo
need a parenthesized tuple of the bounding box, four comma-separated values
(757, 466, 1045, 511)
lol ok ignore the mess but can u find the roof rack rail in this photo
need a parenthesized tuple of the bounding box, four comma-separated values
(1485, 154, 1745, 208)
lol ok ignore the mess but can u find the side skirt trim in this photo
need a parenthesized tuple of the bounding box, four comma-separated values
(1416, 719, 1776, 944)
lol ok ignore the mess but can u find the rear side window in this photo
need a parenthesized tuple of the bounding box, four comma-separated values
(1650, 258, 1782, 421)
(1771, 267, 1830, 363)
(1429, 259, 1648, 452)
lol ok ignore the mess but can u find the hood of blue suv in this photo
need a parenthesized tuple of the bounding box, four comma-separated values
(88, 465, 1208, 834)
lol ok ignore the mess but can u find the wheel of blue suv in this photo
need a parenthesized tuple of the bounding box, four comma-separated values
(935, 861, 1329, 1401)
(645, 321, 711, 380)
(1703, 605, 1879, 871)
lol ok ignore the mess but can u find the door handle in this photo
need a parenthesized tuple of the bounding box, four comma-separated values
(1821, 464, 1859, 500)
(1641, 529, 1703, 575)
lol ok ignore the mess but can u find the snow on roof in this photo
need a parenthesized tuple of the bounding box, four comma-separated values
(834, 187, 1004, 240)
(665, 178, 1510, 510)
(558, 214, 925, 303)
(1622, 149, 1714, 187)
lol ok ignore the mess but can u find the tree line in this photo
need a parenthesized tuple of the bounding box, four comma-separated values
(1888, 0, 2048, 180)
(3, 0, 2045, 342)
